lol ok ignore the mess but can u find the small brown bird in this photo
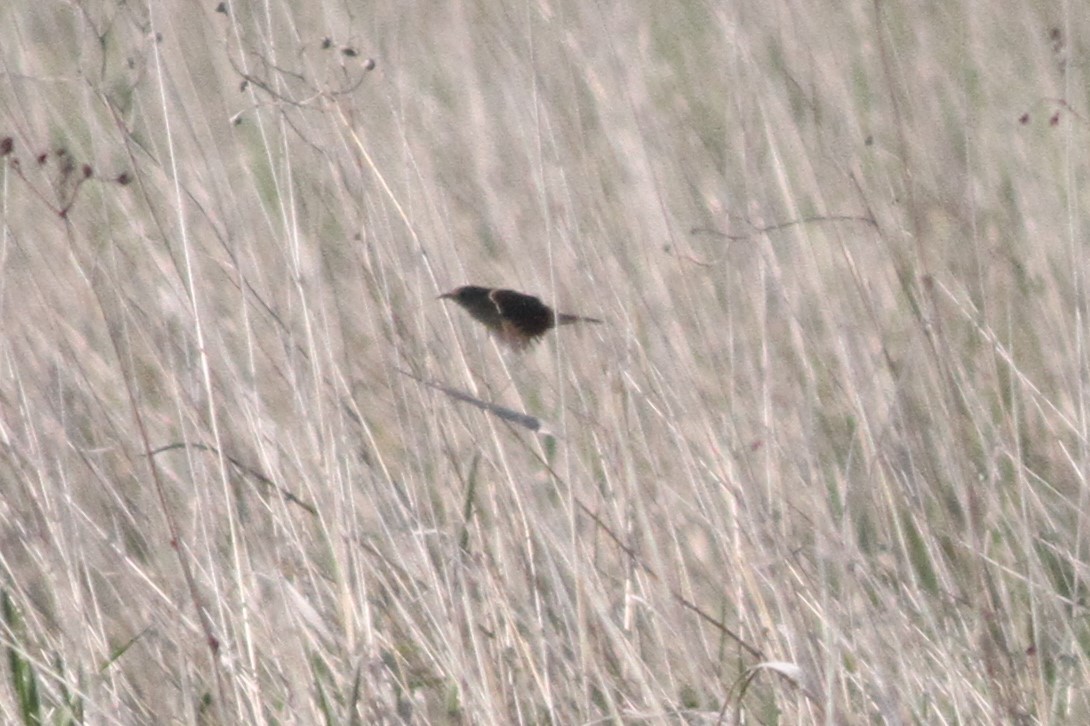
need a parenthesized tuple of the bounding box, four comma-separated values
(439, 285, 602, 350)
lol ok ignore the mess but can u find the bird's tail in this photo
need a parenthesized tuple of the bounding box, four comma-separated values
(556, 313, 603, 326)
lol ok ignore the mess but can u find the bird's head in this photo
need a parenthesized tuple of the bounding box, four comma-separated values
(438, 286, 490, 305)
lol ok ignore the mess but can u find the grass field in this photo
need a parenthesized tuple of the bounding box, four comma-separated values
(1, 1, 1088, 723)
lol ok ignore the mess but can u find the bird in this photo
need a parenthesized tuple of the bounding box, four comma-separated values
(439, 285, 602, 350)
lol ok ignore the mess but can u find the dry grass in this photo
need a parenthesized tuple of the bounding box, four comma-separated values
(0, 0, 1088, 723)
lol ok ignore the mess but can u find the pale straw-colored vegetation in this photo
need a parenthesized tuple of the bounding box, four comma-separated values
(0, 1, 1087, 723)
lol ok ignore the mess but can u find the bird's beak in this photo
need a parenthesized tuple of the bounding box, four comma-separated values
(437, 291, 453, 300)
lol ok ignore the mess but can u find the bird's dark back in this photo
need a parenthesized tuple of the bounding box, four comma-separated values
(489, 289, 556, 334)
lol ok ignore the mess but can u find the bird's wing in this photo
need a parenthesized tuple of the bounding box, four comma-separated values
(489, 289, 554, 345)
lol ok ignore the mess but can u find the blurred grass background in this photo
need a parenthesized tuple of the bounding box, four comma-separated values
(0, 0, 1088, 722)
